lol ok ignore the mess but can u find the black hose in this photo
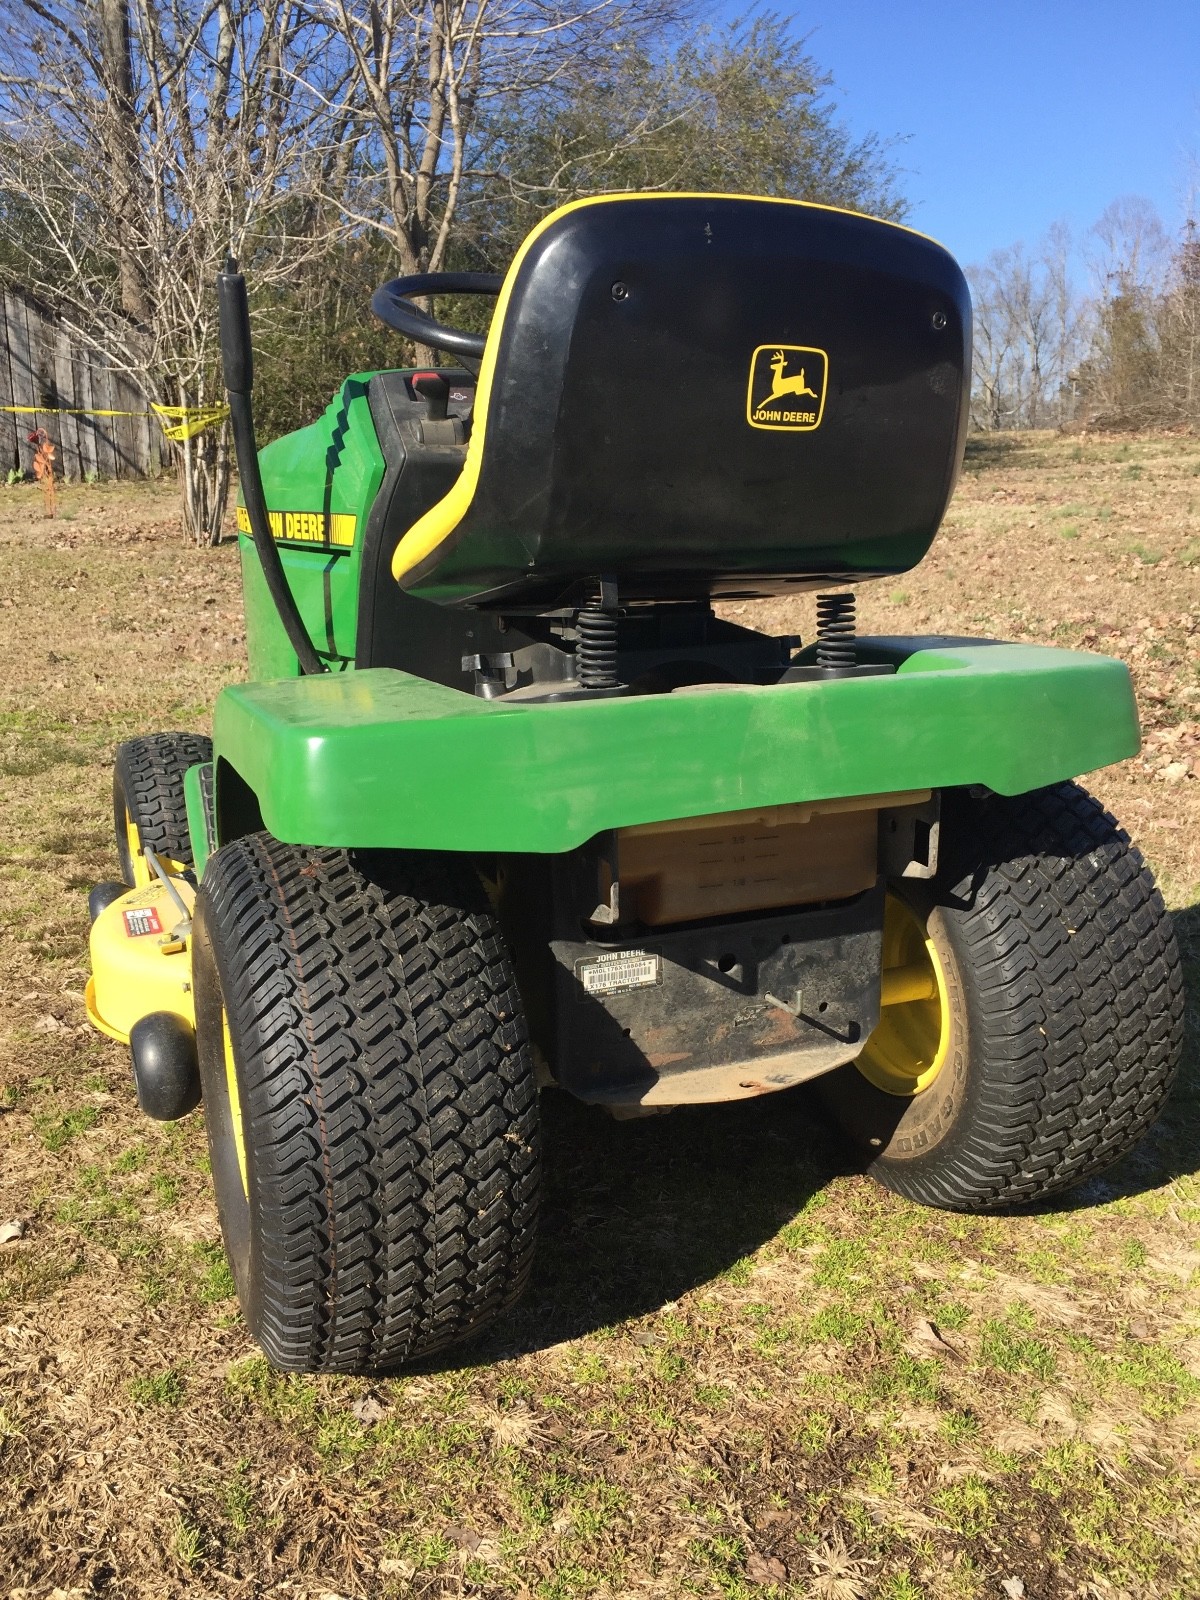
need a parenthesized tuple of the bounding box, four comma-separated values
(217, 259, 326, 677)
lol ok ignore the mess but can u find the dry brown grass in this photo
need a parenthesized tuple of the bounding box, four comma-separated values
(0, 432, 1197, 1600)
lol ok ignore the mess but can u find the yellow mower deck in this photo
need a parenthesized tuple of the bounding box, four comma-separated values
(85, 878, 196, 1044)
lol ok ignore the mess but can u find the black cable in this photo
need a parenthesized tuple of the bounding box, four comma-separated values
(218, 259, 326, 677)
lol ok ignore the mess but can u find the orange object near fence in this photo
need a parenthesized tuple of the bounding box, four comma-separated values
(28, 427, 56, 517)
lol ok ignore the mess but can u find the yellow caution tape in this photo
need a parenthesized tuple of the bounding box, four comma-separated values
(1, 404, 151, 417)
(1, 401, 230, 442)
(150, 403, 230, 442)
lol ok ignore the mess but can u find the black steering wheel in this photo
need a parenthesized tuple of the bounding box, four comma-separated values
(370, 271, 502, 362)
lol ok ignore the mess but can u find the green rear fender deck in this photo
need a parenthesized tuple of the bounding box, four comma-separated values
(210, 640, 1139, 855)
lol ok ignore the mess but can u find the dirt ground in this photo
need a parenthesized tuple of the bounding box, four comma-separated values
(0, 432, 1197, 1600)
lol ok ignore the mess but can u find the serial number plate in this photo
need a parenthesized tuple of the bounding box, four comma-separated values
(575, 950, 662, 997)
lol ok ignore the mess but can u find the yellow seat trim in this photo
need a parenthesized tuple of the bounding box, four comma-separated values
(390, 192, 941, 585)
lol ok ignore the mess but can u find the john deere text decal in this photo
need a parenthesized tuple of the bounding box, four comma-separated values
(235, 504, 357, 548)
(746, 345, 829, 432)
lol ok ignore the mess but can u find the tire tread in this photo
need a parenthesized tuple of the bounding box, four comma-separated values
(114, 731, 212, 872)
(880, 783, 1184, 1210)
(198, 835, 540, 1372)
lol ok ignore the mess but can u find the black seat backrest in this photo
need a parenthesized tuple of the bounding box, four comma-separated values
(391, 194, 971, 609)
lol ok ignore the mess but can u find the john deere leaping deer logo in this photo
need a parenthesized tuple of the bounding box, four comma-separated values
(746, 343, 829, 431)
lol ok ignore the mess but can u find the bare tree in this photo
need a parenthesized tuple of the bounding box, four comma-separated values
(1159, 217, 1200, 426)
(0, 0, 344, 541)
(1075, 196, 1174, 427)
(311, 2, 688, 278)
(967, 228, 1088, 431)
(967, 249, 1025, 430)
(1086, 195, 1171, 299)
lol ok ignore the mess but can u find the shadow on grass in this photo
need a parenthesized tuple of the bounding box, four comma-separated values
(962, 433, 1030, 470)
(961, 430, 1068, 472)
(450, 1082, 849, 1368)
(448, 902, 1199, 1364)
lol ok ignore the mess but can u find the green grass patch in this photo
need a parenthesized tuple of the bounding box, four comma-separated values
(812, 1237, 872, 1291)
(129, 1367, 186, 1407)
(171, 1515, 206, 1569)
(808, 1303, 871, 1345)
(878, 1576, 926, 1600)
(34, 1103, 99, 1151)
(193, 1241, 236, 1303)
(1127, 541, 1163, 564)
(939, 1408, 980, 1445)
(1121, 1238, 1148, 1269)
(933, 1474, 995, 1537)
(870, 1353, 941, 1405)
(221, 1461, 257, 1534)
(979, 1307, 1057, 1381)
(1108, 1340, 1200, 1419)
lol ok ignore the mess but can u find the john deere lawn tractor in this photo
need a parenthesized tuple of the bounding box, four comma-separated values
(85, 194, 1184, 1373)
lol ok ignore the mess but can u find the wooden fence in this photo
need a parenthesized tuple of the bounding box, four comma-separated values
(0, 284, 162, 480)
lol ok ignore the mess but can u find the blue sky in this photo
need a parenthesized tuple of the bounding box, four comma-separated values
(712, 1, 1199, 270)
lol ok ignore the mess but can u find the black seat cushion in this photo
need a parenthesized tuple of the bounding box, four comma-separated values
(392, 194, 971, 608)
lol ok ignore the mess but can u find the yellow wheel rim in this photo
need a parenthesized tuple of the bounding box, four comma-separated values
(855, 894, 951, 1097)
(222, 1011, 249, 1198)
(123, 805, 153, 888)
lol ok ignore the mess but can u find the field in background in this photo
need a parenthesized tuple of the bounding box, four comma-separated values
(0, 432, 1197, 1600)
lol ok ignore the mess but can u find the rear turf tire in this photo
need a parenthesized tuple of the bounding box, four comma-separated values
(818, 782, 1184, 1210)
(113, 732, 212, 885)
(192, 833, 541, 1373)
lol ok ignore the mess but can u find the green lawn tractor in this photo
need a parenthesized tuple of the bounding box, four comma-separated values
(85, 194, 1184, 1374)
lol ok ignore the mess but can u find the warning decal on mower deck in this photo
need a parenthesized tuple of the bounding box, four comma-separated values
(235, 504, 357, 548)
(123, 906, 163, 938)
(575, 950, 662, 998)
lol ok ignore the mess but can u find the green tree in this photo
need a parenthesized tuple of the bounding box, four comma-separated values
(481, 15, 907, 262)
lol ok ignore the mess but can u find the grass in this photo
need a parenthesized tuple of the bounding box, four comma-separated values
(978, 1310, 1058, 1381)
(129, 1367, 187, 1408)
(34, 1102, 99, 1151)
(1127, 540, 1164, 565)
(0, 440, 1198, 1597)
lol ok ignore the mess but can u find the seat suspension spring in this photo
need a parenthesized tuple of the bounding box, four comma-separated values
(577, 581, 619, 690)
(816, 591, 857, 671)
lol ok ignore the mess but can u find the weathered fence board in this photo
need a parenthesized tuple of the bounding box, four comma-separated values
(0, 295, 17, 475)
(51, 320, 82, 477)
(0, 284, 159, 479)
(71, 344, 99, 481)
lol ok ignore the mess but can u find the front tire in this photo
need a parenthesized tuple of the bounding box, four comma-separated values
(113, 732, 212, 886)
(819, 783, 1184, 1210)
(192, 835, 541, 1373)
